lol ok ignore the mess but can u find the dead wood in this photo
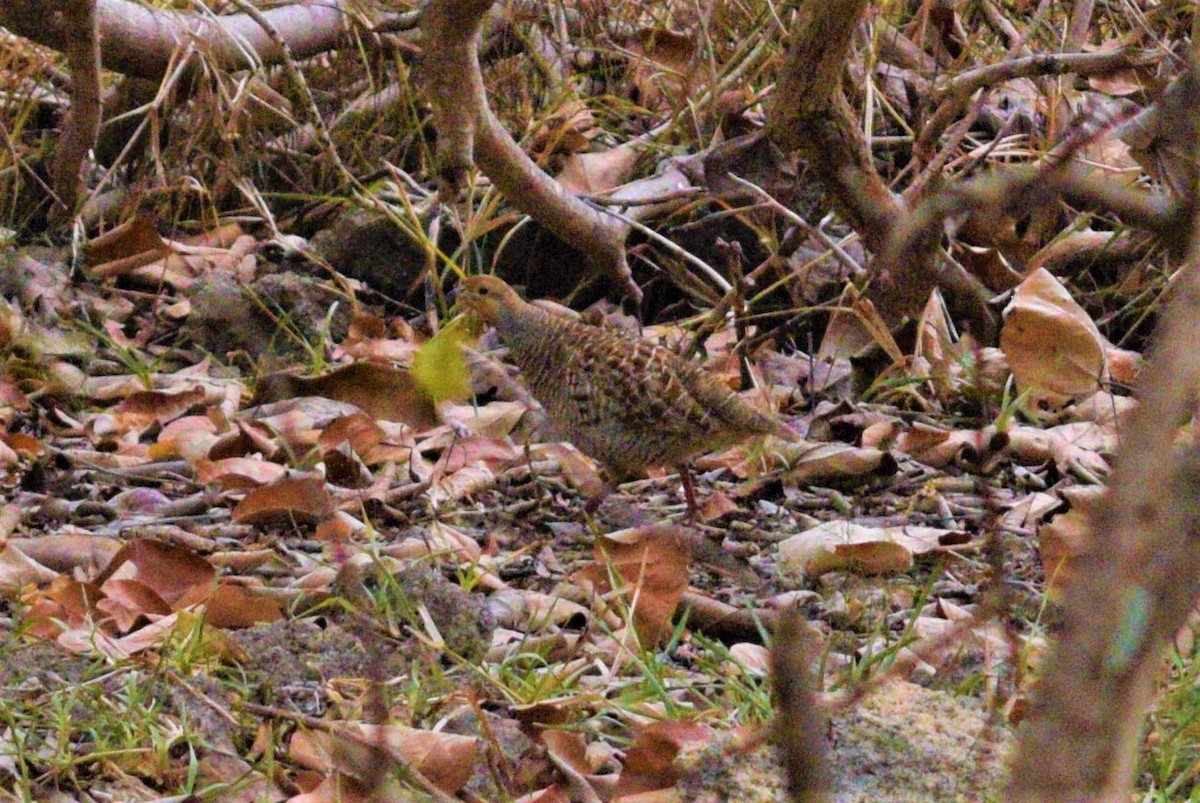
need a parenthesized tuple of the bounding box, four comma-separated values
(0, 0, 402, 80)
(422, 0, 638, 300)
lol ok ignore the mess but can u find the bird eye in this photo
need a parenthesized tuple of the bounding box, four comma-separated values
(478, 286, 489, 296)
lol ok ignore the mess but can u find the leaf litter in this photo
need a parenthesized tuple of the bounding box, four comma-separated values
(0, 1, 1189, 800)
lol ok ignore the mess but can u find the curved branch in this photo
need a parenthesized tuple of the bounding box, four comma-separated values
(0, 0, 396, 80)
(423, 0, 637, 298)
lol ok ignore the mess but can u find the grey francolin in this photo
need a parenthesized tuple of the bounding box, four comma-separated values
(459, 275, 796, 515)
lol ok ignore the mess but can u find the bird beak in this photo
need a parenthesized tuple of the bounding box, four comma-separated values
(450, 283, 480, 319)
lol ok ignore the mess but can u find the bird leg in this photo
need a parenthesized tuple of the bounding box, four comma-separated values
(677, 463, 699, 521)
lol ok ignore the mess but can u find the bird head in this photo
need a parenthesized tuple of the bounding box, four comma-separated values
(458, 275, 527, 331)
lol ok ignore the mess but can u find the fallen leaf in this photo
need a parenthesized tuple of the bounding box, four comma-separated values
(779, 521, 970, 577)
(1001, 268, 1107, 405)
(232, 475, 334, 525)
(411, 316, 474, 403)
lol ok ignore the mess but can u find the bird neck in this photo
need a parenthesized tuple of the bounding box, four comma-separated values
(491, 299, 548, 339)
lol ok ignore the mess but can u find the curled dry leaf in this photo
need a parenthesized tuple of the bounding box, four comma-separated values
(95, 578, 173, 633)
(613, 720, 715, 799)
(895, 424, 1007, 469)
(94, 537, 217, 605)
(776, 440, 896, 485)
(542, 729, 615, 801)
(427, 461, 497, 505)
(153, 414, 220, 461)
(194, 457, 288, 490)
(318, 411, 387, 454)
(556, 142, 644, 196)
(0, 542, 59, 594)
(294, 723, 479, 796)
(779, 521, 971, 577)
(84, 213, 172, 277)
(6, 533, 123, 574)
(1037, 484, 1105, 598)
(624, 27, 699, 114)
(528, 442, 605, 497)
(1006, 421, 1116, 478)
(486, 588, 589, 631)
(728, 642, 770, 676)
(188, 582, 284, 628)
(113, 385, 207, 433)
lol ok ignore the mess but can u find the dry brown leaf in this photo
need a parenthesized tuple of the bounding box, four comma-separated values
(24, 576, 107, 637)
(1037, 485, 1104, 598)
(84, 214, 173, 277)
(541, 729, 591, 775)
(625, 27, 699, 114)
(427, 462, 497, 505)
(1006, 421, 1116, 477)
(6, 534, 122, 574)
(429, 435, 520, 474)
(613, 720, 713, 799)
(582, 524, 691, 646)
(153, 414, 220, 461)
(1001, 491, 1062, 534)
(486, 588, 589, 631)
(443, 400, 530, 439)
(556, 142, 643, 196)
(96, 578, 172, 633)
(1001, 268, 1107, 404)
(318, 411, 386, 454)
(194, 457, 288, 490)
(126, 235, 257, 290)
(776, 440, 894, 484)
(529, 442, 605, 497)
(697, 490, 738, 522)
(95, 537, 217, 606)
(728, 643, 770, 676)
(255, 363, 438, 429)
(306, 723, 479, 795)
(232, 475, 334, 525)
(113, 386, 207, 433)
(895, 424, 1004, 468)
(0, 543, 59, 594)
(192, 582, 284, 628)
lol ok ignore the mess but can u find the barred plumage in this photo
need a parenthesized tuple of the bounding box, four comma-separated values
(460, 275, 795, 512)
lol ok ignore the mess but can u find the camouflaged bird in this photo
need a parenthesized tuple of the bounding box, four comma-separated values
(459, 275, 796, 514)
